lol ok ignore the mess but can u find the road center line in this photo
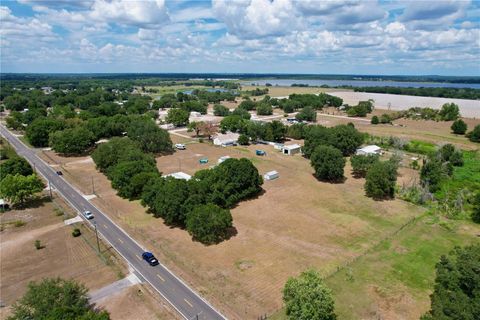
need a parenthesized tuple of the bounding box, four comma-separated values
(157, 274, 165, 282)
(184, 298, 193, 308)
(103, 224, 108, 229)
(118, 238, 124, 244)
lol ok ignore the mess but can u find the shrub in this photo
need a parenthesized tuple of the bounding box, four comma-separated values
(438, 102, 460, 121)
(34, 240, 43, 250)
(72, 228, 81, 237)
(365, 160, 398, 199)
(186, 204, 233, 244)
(238, 134, 249, 145)
(466, 124, 480, 143)
(451, 119, 467, 135)
(283, 269, 336, 320)
(14, 220, 26, 227)
(310, 145, 345, 182)
(371, 115, 379, 124)
(256, 103, 273, 116)
(380, 114, 391, 124)
(295, 106, 317, 122)
(213, 104, 230, 116)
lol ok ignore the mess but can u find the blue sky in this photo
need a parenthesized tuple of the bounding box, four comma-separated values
(1, 0, 479, 75)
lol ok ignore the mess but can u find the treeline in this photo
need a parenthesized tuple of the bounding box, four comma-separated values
(353, 86, 480, 100)
(92, 137, 262, 244)
(0, 140, 44, 206)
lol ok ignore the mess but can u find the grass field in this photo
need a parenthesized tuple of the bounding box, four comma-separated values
(41, 134, 428, 319)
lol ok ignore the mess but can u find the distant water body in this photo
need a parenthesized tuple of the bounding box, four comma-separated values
(243, 79, 480, 89)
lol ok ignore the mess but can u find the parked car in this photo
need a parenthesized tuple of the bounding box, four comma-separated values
(175, 143, 186, 150)
(82, 210, 94, 220)
(56, 171, 63, 176)
(142, 252, 159, 266)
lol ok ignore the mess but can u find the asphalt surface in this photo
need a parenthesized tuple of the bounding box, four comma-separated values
(0, 125, 226, 320)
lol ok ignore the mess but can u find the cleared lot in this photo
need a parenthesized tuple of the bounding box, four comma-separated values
(39, 134, 424, 319)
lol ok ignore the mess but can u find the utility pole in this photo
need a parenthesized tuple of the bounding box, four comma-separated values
(49, 182, 53, 199)
(94, 221, 100, 253)
(91, 176, 95, 194)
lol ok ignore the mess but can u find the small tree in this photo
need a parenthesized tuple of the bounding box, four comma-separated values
(365, 160, 398, 199)
(166, 108, 189, 127)
(296, 106, 317, 122)
(238, 134, 249, 145)
(187, 121, 204, 137)
(439, 102, 460, 121)
(350, 154, 379, 178)
(371, 115, 379, 124)
(0, 174, 44, 205)
(256, 103, 273, 116)
(466, 124, 480, 143)
(186, 204, 233, 244)
(213, 104, 230, 116)
(451, 119, 467, 135)
(421, 244, 480, 320)
(8, 278, 110, 320)
(310, 145, 345, 182)
(283, 269, 336, 320)
(420, 159, 447, 192)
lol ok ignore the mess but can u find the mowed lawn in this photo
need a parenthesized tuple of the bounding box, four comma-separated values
(40, 134, 426, 319)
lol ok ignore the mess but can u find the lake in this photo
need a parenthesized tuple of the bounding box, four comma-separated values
(242, 79, 480, 89)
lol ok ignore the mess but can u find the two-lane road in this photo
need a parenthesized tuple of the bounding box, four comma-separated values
(0, 125, 226, 320)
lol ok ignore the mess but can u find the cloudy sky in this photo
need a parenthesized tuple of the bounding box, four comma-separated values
(1, 0, 479, 75)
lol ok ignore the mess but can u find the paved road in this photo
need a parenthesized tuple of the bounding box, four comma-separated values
(0, 125, 226, 320)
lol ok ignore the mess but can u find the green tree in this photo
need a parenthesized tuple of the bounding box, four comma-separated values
(49, 127, 96, 155)
(141, 177, 192, 225)
(437, 144, 463, 166)
(451, 119, 467, 135)
(328, 125, 364, 156)
(310, 145, 345, 182)
(220, 115, 248, 133)
(421, 244, 480, 320)
(283, 269, 336, 320)
(231, 107, 251, 119)
(350, 154, 379, 178)
(186, 204, 233, 244)
(264, 120, 286, 142)
(187, 121, 205, 137)
(364, 160, 398, 199)
(238, 99, 256, 111)
(213, 104, 230, 116)
(26, 117, 65, 147)
(296, 106, 317, 122)
(303, 125, 332, 158)
(420, 159, 449, 192)
(238, 134, 249, 145)
(0, 174, 44, 205)
(0, 157, 33, 181)
(166, 108, 189, 127)
(109, 160, 158, 199)
(8, 278, 109, 320)
(371, 115, 379, 124)
(127, 119, 173, 154)
(439, 102, 460, 121)
(286, 123, 306, 140)
(91, 137, 145, 173)
(256, 102, 273, 116)
(466, 125, 480, 143)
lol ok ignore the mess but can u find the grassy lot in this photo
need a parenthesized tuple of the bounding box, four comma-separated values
(143, 85, 211, 98)
(241, 85, 345, 98)
(43, 135, 426, 319)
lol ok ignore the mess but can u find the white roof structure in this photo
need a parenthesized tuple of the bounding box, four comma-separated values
(282, 144, 301, 151)
(356, 145, 382, 155)
(164, 172, 192, 181)
(264, 170, 279, 180)
(218, 156, 231, 164)
(213, 132, 239, 146)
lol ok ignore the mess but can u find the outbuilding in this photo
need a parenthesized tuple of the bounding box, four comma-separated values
(213, 132, 239, 147)
(164, 172, 192, 181)
(218, 156, 231, 164)
(356, 145, 382, 156)
(281, 144, 302, 156)
(263, 170, 279, 181)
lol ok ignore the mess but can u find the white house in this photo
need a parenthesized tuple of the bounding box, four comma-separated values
(264, 170, 279, 181)
(281, 144, 302, 156)
(164, 172, 192, 181)
(213, 132, 239, 147)
(356, 145, 382, 156)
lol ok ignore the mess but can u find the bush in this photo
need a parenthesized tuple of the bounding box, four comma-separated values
(380, 114, 391, 124)
(437, 144, 463, 167)
(238, 134, 249, 145)
(72, 228, 81, 237)
(371, 115, 379, 124)
(186, 204, 233, 244)
(14, 220, 26, 227)
(256, 103, 273, 116)
(438, 102, 460, 121)
(466, 124, 480, 143)
(283, 269, 336, 320)
(365, 160, 398, 199)
(295, 106, 317, 122)
(310, 145, 345, 182)
(350, 154, 379, 178)
(213, 104, 230, 116)
(451, 119, 467, 135)
(420, 159, 449, 192)
(34, 240, 43, 250)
